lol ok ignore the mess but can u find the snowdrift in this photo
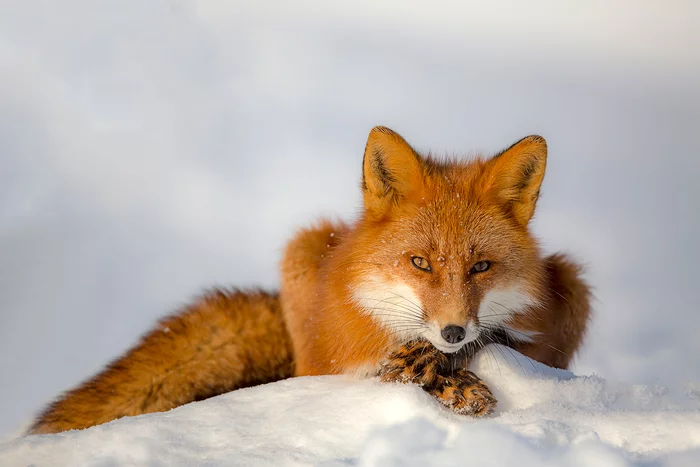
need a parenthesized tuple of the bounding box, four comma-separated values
(2, 345, 699, 466)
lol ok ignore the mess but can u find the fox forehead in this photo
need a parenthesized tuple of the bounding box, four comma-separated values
(421, 155, 490, 195)
(383, 157, 522, 252)
(389, 194, 521, 260)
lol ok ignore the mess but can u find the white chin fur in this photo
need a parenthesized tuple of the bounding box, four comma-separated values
(430, 341, 466, 354)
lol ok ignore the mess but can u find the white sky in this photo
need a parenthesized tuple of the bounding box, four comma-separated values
(0, 0, 699, 435)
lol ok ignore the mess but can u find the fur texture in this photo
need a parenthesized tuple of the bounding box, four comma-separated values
(30, 290, 293, 434)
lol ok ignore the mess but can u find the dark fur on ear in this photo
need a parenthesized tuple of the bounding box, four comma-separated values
(362, 126, 425, 220)
(484, 135, 547, 226)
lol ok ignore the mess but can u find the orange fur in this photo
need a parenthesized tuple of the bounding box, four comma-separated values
(29, 127, 591, 434)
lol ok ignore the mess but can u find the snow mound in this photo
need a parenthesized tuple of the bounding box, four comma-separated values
(2, 345, 699, 466)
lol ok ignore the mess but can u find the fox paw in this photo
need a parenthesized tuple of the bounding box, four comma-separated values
(427, 369, 496, 417)
(379, 340, 496, 416)
(378, 340, 448, 387)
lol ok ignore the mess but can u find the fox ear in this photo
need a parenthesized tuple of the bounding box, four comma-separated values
(486, 135, 547, 226)
(362, 126, 425, 219)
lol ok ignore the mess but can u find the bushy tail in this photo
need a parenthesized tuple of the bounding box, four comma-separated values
(29, 289, 293, 434)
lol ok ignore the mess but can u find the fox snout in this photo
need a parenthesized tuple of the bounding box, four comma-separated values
(440, 325, 466, 344)
(423, 319, 481, 354)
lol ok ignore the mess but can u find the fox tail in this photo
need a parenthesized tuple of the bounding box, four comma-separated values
(29, 289, 293, 434)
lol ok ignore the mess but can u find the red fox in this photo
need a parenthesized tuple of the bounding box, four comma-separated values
(29, 127, 591, 434)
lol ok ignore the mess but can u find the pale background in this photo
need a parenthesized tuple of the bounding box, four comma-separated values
(1, 1, 698, 436)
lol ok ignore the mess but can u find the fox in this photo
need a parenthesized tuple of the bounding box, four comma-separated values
(28, 127, 591, 434)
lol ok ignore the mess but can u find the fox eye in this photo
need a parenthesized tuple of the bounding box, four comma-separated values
(470, 261, 491, 274)
(411, 256, 432, 272)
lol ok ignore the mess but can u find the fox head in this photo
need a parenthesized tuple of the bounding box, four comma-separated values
(347, 126, 548, 353)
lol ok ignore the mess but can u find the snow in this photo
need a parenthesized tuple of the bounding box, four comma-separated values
(3, 345, 699, 466)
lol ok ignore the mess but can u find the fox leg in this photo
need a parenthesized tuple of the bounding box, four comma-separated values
(379, 340, 496, 416)
(510, 253, 593, 369)
(29, 289, 293, 434)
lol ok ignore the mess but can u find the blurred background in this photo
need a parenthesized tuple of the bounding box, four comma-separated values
(1, 1, 698, 436)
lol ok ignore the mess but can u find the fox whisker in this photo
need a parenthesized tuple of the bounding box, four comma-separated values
(359, 309, 424, 322)
(354, 296, 425, 319)
(384, 290, 428, 316)
(491, 300, 543, 322)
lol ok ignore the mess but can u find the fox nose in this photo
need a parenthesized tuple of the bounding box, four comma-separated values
(440, 325, 466, 344)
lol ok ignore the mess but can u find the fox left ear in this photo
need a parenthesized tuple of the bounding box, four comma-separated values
(362, 126, 425, 220)
(486, 135, 547, 226)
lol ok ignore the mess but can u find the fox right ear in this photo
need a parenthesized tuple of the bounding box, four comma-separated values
(484, 135, 548, 226)
(362, 126, 425, 219)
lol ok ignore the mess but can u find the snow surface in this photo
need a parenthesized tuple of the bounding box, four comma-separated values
(3, 345, 699, 466)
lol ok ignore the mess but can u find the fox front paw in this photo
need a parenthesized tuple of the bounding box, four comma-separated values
(379, 340, 496, 417)
(378, 340, 448, 387)
(427, 369, 496, 417)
